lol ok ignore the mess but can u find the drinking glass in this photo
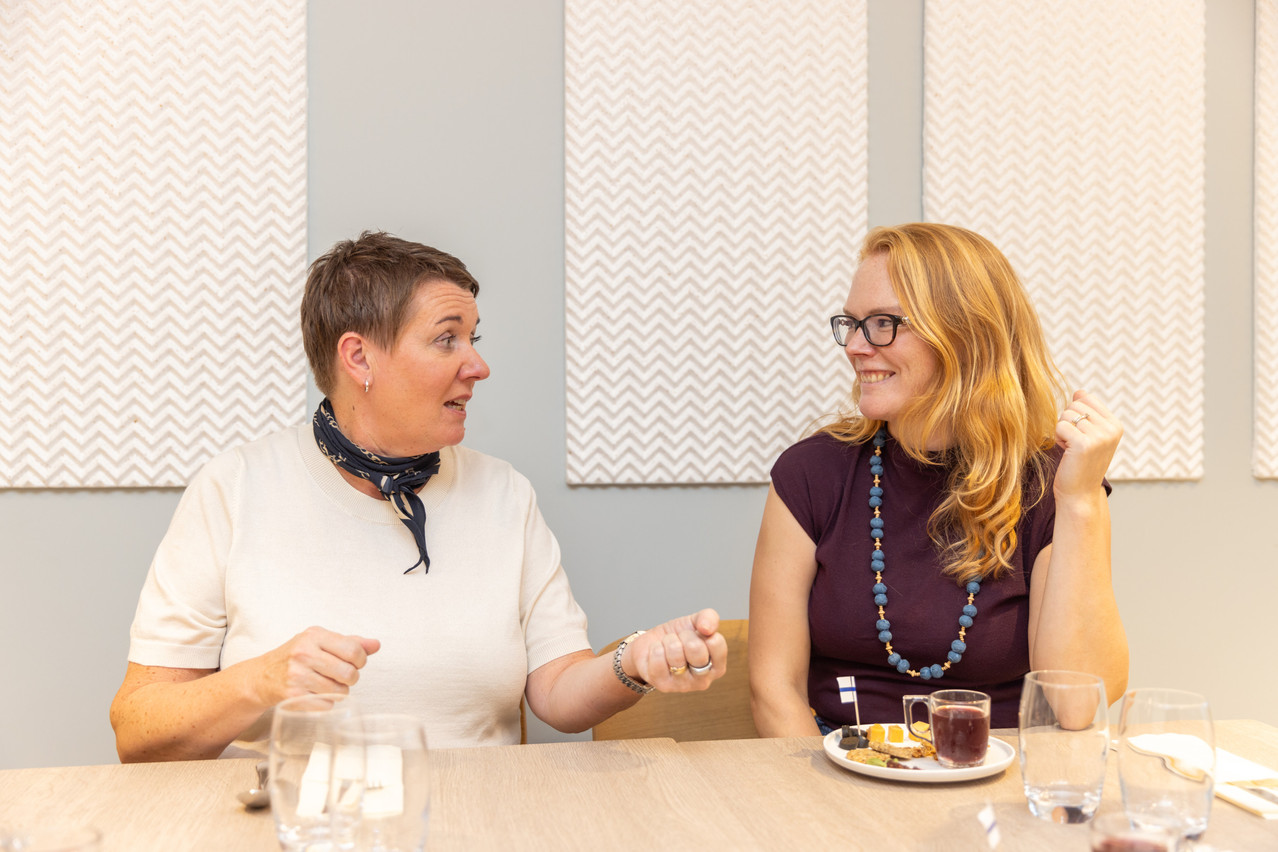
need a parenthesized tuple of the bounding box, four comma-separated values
(1018, 670, 1109, 823)
(269, 693, 361, 852)
(902, 689, 991, 768)
(331, 713, 432, 852)
(1117, 688, 1215, 840)
(1089, 812, 1181, 852)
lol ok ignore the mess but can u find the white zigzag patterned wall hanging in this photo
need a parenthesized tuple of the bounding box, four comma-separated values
(922, 0, 1205, 480)
(564, 0, 868, 484)
(1257, 0, 1278, 478)
(0, 0, 307, 488)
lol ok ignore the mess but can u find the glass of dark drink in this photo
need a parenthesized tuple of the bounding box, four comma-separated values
(902, 689, 991, 768)
(1089, 812, 1181, 851)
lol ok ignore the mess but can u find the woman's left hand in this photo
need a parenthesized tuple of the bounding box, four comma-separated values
(1053, 389, 1122, 500)
(625, 608, 727, 693)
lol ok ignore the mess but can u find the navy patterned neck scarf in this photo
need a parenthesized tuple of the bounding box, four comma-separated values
(313, 398, 441, 574)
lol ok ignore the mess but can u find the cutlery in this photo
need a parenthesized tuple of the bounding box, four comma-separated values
(1122, 735, 1211, 782)
(1230, 778, 1278, 806)
(237, 760, 270, 810)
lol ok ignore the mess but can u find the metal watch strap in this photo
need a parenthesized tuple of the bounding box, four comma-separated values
(613, 630, 654, 695)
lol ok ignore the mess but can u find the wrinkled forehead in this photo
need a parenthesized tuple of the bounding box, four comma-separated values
(403, 278, 480, 323)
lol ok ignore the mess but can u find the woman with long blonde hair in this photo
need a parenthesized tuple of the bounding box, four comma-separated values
(749, 223, 1127, 733)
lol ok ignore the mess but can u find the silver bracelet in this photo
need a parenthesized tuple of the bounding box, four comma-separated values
(613, 630, 653, 695)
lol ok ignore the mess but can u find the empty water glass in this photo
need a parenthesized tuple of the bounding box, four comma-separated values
(268, 693, 362, 852)
(332, 713, 432, 852)
(1117, 688, 1215, 841)
(1018, 670, 1110, 823)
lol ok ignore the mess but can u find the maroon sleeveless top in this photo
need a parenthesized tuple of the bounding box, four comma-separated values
(771, 432, 1070, 728)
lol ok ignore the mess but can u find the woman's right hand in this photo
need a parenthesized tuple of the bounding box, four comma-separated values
(111, 626, 381, 762)
(1053, 389, 1122, 502)
(249, 626, 381, 706)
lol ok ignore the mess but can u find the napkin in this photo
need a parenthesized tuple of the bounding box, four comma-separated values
(360, 744, 405, 818)
(1124, 734, 1278, 819)
(296, 743, 335, 819)
(1214, 749, 1278, 820)
(296, 743, 366, 818)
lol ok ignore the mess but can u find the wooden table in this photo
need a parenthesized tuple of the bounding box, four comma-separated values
(2, 721, 1275, 851)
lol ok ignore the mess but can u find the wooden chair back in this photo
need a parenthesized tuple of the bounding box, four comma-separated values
(591, 618, 758, 742)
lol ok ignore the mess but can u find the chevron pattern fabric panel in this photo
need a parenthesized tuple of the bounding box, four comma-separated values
(0, 1, 307, 488)
(564, 0, 868, 484)
(1257, 0, 1278, 478)
(922, 0, 1205, 480)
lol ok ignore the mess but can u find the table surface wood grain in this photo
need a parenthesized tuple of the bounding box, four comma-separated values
(1, 720, 1275, 851)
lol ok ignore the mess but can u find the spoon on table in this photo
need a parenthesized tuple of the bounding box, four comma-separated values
(237, 760, 270, 810)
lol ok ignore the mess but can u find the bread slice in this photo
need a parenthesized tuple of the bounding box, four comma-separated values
(867, 723, 936, 759)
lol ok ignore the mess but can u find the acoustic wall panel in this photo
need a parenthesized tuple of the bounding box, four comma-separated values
(923, 0, 1206, 480)
(0, 0, 308, 488)
(1257, 0, 1278, 478)
(564, 0, 868, 484)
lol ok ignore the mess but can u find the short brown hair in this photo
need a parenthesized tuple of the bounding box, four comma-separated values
(301, 231, 480, 394)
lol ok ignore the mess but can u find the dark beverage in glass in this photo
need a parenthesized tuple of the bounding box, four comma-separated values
(1091, 840, 1172, 852)
(1088, 814, 1178, 852)
(904, 688, 991, 769)
(932, 704, 989, 767)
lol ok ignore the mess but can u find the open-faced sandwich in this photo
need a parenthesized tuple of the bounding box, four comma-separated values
(865, 722, 936, 759)
(843, 747, 920, 770)
(838, 751, 920, 771)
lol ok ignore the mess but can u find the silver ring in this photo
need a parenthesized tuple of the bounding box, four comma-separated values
(668, 664, 687, 675)
(688, 660, 713, 675)
(1070, 413, 1090, 426)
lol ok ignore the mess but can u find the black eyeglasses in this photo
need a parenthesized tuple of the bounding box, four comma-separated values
(829, 313, 910, 347)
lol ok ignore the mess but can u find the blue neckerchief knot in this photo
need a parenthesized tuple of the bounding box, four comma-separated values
(313, 398, 441, 574)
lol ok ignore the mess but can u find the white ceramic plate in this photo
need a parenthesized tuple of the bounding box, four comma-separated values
(822, 726, 1015, 783)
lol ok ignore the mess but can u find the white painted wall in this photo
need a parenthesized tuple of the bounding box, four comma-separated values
(0, 0, 1271, 769)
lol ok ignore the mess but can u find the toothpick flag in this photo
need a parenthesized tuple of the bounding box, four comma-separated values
(837, 676, 857, 704)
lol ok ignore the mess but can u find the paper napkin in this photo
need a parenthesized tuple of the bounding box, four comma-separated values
(1214, 748, 1278, 820)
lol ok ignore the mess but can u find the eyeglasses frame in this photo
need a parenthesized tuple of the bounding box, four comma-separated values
(829, 313, 911, 347)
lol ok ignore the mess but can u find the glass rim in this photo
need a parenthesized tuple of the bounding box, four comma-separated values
(274, 692, 358, 714)
(921, 688, 989, 702)
(1023, 669, 1105, 686)
(336, 712, 429, 746)
(1120, 686, 1211, 707)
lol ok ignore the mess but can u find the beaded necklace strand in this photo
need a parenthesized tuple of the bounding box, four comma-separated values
(869, 428, 982, 680)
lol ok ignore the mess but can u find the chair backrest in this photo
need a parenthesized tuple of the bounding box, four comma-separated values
(591, 618, 758, 742)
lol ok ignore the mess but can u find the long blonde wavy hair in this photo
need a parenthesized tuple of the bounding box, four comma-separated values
(823, 223, 1065, 584)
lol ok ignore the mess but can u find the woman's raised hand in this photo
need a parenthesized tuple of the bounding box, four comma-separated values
(249, 626, 381, 707)
(1053, 389, 1123, 500)
(626, 608, 727, 693)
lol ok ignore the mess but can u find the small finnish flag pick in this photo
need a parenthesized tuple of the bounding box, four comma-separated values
(977, 804, 1000, 848)
(837, 675, 857, 704)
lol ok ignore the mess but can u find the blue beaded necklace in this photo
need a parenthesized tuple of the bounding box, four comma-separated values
(869, 428, 982, 680)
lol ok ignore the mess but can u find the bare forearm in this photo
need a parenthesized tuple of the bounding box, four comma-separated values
(751, 687, 821, 738)
(110, 666, 267, 762)
(529, 612, 726, 733)
(531, 650, 642, 734)
(747, 633, 819, 738)
(749, 486, 824, 738)
(1030, 496, 1129, 702)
